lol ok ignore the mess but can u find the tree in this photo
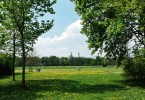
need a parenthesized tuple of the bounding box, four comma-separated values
(0, 21, 16, 80)
(123, 49, 145, 81)
(60, 57, 69, 66)
(0, 0, 56, 88)
(68, 52, 75, 66)
(71, 0, 145, 65)
(85, 58, 93, 66)
(95, 56, 102, 66)
(41, 57, 49, 66)
(12, 31, 16, 80)
(48, 56, 60, 66)
(102, 57, 109, 67)
(15, 56, 23, 67)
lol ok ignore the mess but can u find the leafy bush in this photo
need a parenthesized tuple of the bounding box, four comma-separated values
(0, 53, 12, 75)
(123, 49, 145, 82)
(102, 57, 109, 67)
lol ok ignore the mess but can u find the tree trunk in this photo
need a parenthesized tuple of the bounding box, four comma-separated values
(21, 0, 26, 89)
(21, 32, 26, 88)
(143, 9, 145, 50)
(12, 32, 16, 81)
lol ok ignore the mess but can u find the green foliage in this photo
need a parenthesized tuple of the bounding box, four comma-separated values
(0, 0, 56, 51)
(26, 56, 40, 66)
(0, 53, 12, 75)
(123, 49, 145, 82)
(15, 57, 22, 67)
(16, 55, 115, 67)
(102, 57, 109, 67)
(60, 57, 69, 66)
(71, 0, 145, 65)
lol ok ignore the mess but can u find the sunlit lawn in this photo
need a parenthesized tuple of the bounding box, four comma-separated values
(0, 66, 145, 100)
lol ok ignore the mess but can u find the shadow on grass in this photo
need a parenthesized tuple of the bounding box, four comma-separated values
(28, 79, 126, 93)
(0, 75, 11, 79)
(0, 79, 126, 100)
(114, 79, 145, 88)
(0, 72, 30, 79)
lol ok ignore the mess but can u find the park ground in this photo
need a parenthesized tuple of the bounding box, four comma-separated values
(0, 66, 145, 100)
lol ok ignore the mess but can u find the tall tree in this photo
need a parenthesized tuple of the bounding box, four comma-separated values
(12, 32, 16, 80)
(0, 0, 56, 88)
(0, 19, 17, 81)
(71, 0, 145, 65)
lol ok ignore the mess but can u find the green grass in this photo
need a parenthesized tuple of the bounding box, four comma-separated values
(0, 66, 145, 100)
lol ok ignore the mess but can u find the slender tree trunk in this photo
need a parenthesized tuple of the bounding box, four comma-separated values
(21, 0, 26, 89)
(12, 32, 16, 81)
(21, 32, 26, 88)
(143, 30, 145, 58)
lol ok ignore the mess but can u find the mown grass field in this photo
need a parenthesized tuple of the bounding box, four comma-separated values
(0, 66, 145, 100)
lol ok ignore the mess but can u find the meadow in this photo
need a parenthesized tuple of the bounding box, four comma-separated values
(0, 66, 145, 100)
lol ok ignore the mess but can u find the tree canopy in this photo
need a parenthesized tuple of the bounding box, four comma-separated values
(71, 0, 145, 65)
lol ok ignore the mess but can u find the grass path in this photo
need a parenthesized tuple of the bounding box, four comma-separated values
(0, 66, 145, 100)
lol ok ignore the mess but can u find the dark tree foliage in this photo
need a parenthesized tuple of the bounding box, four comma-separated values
(0, 53, 12, 76)
(123, 49, 145, 82)
(22, 55, 115, 67)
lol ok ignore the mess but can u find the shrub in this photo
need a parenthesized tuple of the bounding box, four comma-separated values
(0, 53, 12, 76)
(123, 49, 145, 82)
(102, 57, 109, 67)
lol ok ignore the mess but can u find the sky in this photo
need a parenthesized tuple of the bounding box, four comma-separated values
(34, 0, 97, 58)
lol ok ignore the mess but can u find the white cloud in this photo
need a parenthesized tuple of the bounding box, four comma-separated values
(34, 20, 95, 57)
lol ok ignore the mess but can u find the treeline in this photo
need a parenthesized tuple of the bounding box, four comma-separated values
(15, 55, 115, 67)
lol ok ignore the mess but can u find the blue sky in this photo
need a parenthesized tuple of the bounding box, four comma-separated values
(42, 0, 79, 38)
(34, 0, 97, 58)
